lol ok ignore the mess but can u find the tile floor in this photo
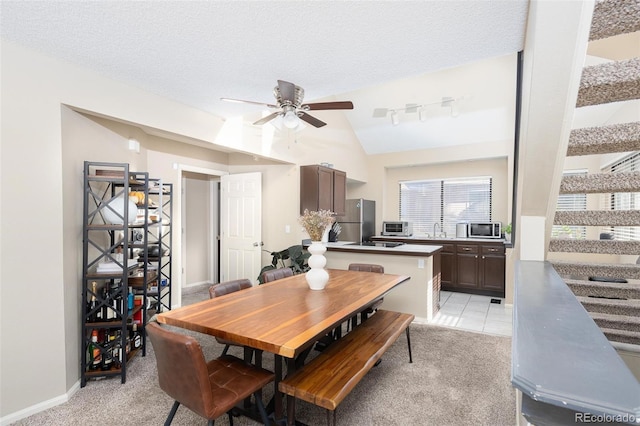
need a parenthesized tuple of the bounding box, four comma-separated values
(431, 291, 513, 336)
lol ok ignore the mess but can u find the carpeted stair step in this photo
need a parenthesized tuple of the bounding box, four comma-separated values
(576, 57, 640, 107)
(552, 260, 640, 280)
(567, 122, 640, 156)
(590, 311, 640, 332)
(577, 296, 640, 317)
(589, 0, 640, 41)
(602, 328, 640, 346)
(560, 171, 640, 194)
(565, 278, 640, 299)
(549, 238, 640, 255)
(554, 210, 640, 226)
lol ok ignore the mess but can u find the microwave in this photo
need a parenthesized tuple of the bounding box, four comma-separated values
(382, 221, 413, 236)
(468, 222, 502, 239)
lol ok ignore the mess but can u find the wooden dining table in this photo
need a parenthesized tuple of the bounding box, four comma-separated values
(156, 268, 410, 423)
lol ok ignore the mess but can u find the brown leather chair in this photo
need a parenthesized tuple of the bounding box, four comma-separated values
(208, 279, 252, 356)
(348, 263, 385, 328)
(146, 322, 273, 426)
(261, 267, 293, 283)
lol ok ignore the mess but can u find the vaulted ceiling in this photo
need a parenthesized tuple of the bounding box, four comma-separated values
(0, 1, 529, 154)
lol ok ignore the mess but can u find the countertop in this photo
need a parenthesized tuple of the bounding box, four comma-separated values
(310, 241, 442, 257)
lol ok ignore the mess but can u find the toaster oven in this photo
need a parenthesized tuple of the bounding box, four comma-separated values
(382, 221, 413, 236)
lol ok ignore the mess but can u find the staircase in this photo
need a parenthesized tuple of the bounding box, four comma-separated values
(549, 0, 640, 347)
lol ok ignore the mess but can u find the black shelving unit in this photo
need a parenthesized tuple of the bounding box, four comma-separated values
(144, 180, 173, 315)
(81, 161, 170, 386)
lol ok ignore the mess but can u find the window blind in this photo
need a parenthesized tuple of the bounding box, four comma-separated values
(399, 177, 492, 236)
(552, 170, 587, 239)
(602, 152, 639, 241)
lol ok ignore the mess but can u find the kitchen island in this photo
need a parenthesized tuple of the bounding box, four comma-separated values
(314, 241, 442, 323)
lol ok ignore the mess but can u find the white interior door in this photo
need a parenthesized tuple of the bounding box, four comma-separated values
(220, 172, 262, 284)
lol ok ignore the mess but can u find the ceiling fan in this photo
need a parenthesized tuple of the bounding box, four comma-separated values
(221, 80, 354, 129)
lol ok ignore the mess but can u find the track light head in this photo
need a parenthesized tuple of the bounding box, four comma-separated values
(390, 111, 399, 126)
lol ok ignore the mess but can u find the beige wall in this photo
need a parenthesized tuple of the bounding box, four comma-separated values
(184, 172, 212, 286)
(0, 40, 369, 420)
(349, 140, 513, 236)
(384, 157, 509, 228)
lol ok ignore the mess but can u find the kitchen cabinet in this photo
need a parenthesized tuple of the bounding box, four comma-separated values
(439, 243, 455, 288)
(300, 165, 346, 215)
(456, 244, 480, 290)
(479, 244, 506, 292)
(370, 236, 505, 297)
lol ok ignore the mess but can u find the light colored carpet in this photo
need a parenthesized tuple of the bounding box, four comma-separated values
(15, 287, 515, 425)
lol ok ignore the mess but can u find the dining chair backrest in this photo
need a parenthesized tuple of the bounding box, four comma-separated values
(146, 322, 216, 419)
(261, 267, 294, 283)
(147, 322, 274, 424)
(209, 278, 252, 299)
(348, 263, 384, 274)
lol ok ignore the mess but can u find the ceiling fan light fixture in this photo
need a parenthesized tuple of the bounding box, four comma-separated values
(283, 109, 299, 129)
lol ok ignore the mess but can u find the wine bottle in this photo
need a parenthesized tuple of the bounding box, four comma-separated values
(110, 280, 122, 319)
(101, 330, 113, 371)
(131, 324, 142, 349)
(112, 331, 122, 369)
(88, 329, 102, 371)
(103, 284, 117, 321)
(88, 282, 99, 322)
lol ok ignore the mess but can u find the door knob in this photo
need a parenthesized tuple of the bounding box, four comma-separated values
(253, 242, 264, 247)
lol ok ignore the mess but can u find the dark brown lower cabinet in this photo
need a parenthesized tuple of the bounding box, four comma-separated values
(479, 245, 506, 292)
(440, 244, 455, 288)
(370, 237, 506, 297)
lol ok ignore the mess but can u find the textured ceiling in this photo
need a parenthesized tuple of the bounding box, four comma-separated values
(0, 1, 529, 154)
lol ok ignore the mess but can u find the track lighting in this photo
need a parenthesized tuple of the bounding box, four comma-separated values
(418, 107, 427, 122)
(390, 111, 399, 126)
(441, 97, 459, 117)
(374, 96, 464, 124)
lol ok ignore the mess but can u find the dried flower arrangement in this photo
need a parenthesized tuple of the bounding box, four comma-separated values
(298, 209, 335, 241)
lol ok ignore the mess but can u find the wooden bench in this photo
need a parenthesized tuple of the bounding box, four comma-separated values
(279, 309, 414, 426)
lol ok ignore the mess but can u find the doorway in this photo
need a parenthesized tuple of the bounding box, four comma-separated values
(181, 171, 220, 289)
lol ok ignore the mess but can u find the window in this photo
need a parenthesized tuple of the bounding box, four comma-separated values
(602, 152, 639, 241)
(399, 177, 492, 236)
(552, 170, 587, 239)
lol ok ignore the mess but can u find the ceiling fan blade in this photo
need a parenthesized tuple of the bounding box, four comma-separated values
(277, 80, 296, 103)
(221, 97, 278, 109)
(304, 101, 354, 111)
(253, 112, 280, 125)
(299, 112, 327, 128)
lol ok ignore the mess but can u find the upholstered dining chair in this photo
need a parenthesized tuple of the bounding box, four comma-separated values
(348, 263, 385, 329)
(146, 322, 273, 426)
(260, 267, 294, 283)
(208, 278, 252, 357)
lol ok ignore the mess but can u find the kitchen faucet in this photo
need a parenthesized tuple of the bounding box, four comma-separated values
(433, 222, 440, 238)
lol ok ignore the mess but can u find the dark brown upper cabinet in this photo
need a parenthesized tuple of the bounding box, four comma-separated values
(300, 165, 346, 216)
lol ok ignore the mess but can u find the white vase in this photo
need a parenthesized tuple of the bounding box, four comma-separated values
(103, 195, 138, 225)
(305, 241, 329, 290)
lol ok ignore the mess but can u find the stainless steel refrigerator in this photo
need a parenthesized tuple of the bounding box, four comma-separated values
(335, 199, 375, 243)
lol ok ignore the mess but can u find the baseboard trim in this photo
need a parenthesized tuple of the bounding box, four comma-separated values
(0, 380, 80, 426)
